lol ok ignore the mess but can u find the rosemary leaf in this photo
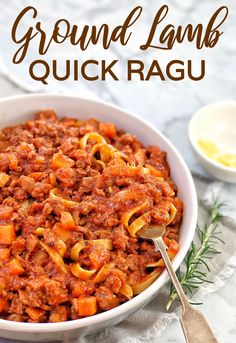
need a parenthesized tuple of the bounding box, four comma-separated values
(166, 199, 224, 311)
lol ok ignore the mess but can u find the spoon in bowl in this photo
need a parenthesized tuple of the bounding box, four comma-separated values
(137, 225, 218, 343)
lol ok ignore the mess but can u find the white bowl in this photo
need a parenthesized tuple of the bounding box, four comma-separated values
(0, 94, 198, 341)
(189, 101, 236, 183)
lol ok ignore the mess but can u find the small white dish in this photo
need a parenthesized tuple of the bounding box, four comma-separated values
(189, 101, 236, 183)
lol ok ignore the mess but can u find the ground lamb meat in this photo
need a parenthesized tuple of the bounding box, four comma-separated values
(95, 287, 120, 311)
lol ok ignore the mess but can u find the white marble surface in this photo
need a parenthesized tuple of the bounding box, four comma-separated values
(0, 0, 236, 342)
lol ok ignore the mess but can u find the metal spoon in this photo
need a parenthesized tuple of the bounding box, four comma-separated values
(138, 225, 218, 343)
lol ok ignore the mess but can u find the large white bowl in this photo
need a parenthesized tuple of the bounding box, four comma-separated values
(0, 94, 198, 341)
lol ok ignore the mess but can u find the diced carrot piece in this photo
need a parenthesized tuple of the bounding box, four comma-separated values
(145, 164, 163, 177)
(0, 297, 7, 312)
(77, 296, 97, 316)
(0, 172, 10, 187)
(89, 245, 110, 270)
(26, 307, 45, 321)
(8, 258, 24, 275)
(8, 154, 18, 170)
(20, 175, 35, 194)
(34, 156, 45, 165)
(79, 296, 97, 316)
(0, 224, 15, 245)
(19, 142, 30, 151)
(71, 281, 87, 298)
(99, 123, 116, 138)
(61, 211, 75, 230)
(52, 153, 74, 169)
(49, 305, 68, 322)
(53, 223, 71, 241)
(103, 165, 140, 177)
(163, 237, 171, 246)
(28, 172, 43, 181)
(168, 239, 180, 255)
(0, 248, 10, 260)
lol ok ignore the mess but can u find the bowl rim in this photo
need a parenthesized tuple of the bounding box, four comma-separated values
(0, 94, 198, 333)
(188, 100, 236, 175)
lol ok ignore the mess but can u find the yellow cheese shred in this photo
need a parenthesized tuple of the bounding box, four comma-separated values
(198, 139, 236, 169)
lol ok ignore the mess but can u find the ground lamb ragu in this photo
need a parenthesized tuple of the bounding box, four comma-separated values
(0, 111, 182, 322)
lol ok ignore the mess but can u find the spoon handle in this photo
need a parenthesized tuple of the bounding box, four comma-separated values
(180, 306, 218, 343)
(153, 237, 189, 309)
(154, 237, 219, 343)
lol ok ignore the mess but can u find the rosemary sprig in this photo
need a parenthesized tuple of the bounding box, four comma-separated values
(166, 199, 224, 311)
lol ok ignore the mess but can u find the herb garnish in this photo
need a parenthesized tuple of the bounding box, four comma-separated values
(166, 200, 224, 311)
